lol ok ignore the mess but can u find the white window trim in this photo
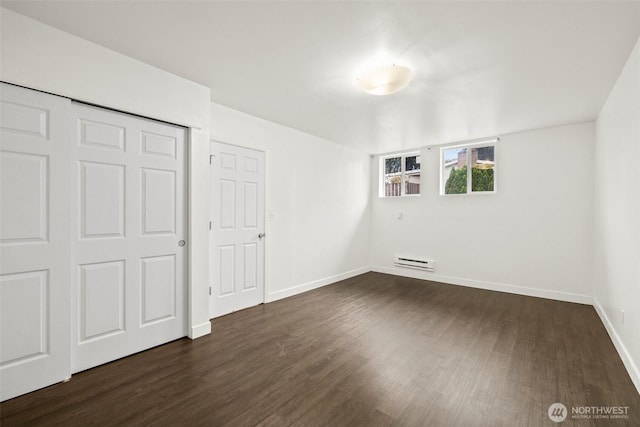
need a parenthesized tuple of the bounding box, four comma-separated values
(379, 151, 421, 198)
(439, 140, 497, 196)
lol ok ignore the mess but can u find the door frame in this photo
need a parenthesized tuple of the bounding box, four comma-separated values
(209, 139, 267, 318)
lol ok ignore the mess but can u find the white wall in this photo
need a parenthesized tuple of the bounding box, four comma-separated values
(210, 103, 371, 301)
(594, 36, 640, 391)
(0, 8, 211, 338)
(0, 8, 209, 129)
(371, 122, 595, 304)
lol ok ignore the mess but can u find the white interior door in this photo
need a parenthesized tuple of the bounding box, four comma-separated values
(210, 142, 265, 318)
(0, 83, 72, 400)
(70, 103, 187, 373)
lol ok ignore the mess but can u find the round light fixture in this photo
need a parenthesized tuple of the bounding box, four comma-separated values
(356, 64, 414, 95)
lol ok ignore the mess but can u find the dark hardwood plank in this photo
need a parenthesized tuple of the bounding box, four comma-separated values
(1, 272, 638, 426)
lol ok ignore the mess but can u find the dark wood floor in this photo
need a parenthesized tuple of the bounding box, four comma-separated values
(2, 272, 638, 426)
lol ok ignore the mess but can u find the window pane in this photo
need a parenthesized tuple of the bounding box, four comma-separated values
(404, 155, 420, 195)
(405, 155, 420, 172)
(385, 176, 402, 197)
(471, 146, 495, 192)
(405, 173, 420, 195)
(385, 157, 401, 174)
(443, 147, 467, 194)
(384, 157, 402, 197)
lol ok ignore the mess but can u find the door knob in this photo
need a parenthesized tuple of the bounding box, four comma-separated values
(178, 240, 186, 247)
(258, 233, 266, 239)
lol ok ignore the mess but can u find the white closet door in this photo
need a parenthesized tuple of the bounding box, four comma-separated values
(0, 83, 72, 400)
(71, 103, 187, 373)
(210, 142, 265, 318)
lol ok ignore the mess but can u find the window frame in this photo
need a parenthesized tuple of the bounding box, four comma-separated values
(379, 151, 422, 198)
(439, 140, 497, 196)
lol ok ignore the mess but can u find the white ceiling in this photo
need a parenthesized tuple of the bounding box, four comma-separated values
(3, 1, 640, 154)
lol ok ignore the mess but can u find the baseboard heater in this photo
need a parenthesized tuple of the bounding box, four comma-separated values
(393, 256, 435, 272)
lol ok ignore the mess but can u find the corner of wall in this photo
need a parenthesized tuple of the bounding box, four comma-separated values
(189, 321, 212, 340)
(592, 34, 640, 396)
(593, 298, 640, 394)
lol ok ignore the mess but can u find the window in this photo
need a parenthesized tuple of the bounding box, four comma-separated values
(381, 152, 421, 197)
(440, 141, 496, 195)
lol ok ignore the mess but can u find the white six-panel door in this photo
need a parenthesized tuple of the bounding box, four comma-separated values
(0, 83, 72, 400)
(70, 103, 187, 373)
(210, 142, 265, 318)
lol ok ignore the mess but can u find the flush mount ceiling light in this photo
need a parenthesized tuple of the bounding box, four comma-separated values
(356, 64, 414, 95)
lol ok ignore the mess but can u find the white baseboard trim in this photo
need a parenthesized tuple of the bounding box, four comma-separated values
(370, 265, 593, 305)
(593, 298, 640, 395)
(189, 321, 212, 339)
(266, 266, 370, 303)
